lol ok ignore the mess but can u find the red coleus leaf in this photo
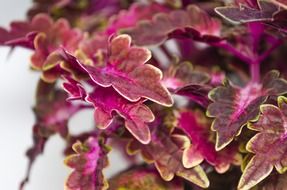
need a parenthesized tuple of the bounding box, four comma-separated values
(126, 125, 210, 188)
(0, 13, 53, 48)
(34, 81, 84, 136)
(163, 61, 212, 107)
(0, 13, 83, 82)
(87, 87, 154, 144)
(207, 70, 287, 151)
(62, 76, 87, 101)
(109, 166, 184, 190)
(255, 173, 287, 190)
(21, 80, 84, 189)
(175, 85, 212, 108)
(64, 137, 110, 190)
(163, 61, 210, 90)
(122, 5, 222, 46)
(271, 0, 287, 9)
(76, 34, 173, 107)
(105, 3, 168, 35)
(33, 18, 82, 82)
(179, 111, 242, 174)
(63, 77, 155, 144)
(215, 0, 280, 24)
(238, 96, 287, 190)
(28, 0, 122, 27)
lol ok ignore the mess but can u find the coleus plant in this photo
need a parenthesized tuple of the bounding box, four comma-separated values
(3, 0, 287, 189)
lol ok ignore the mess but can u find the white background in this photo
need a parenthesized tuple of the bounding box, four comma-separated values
(0, 1, 128, 189)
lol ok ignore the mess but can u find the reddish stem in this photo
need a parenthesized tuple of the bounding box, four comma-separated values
(213, 41, 253, 64)
(250, 61, 260, 83)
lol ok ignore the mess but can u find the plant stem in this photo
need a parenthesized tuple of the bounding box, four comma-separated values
(250, 61, 260, 83)
(258, 39, 283, 63)
(213, 41, 253, 64)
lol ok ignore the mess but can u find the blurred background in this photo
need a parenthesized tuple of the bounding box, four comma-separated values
(0, 1, 128, 189)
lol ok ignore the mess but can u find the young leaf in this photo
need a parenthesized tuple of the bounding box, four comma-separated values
(76, 34, 173, 107)
(122, 5, 222, 46)
(62, 76, 87, 101)
(179, 111, 241, 173)
(238, 96, 287, 190)
(215, 0, 280, 24)
(207, 70, 287, 150)
(175, 85, 212, 107)
(64, 137, 110, 190)
(126, 126, 210, 188)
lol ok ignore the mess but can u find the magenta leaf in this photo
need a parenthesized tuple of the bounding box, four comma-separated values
(126, 125, 210, 188)
(62, 76, 87, 101)
(87, 87, 154, 144)
(179, 111, 242, 173)
(105, 3, 168, 35)
(63, 77, 155, 144)
(238, 96, 287, 190)
(207, 70, 287, 150)
(76, 34, 173, 107)
(175, 85, 212, 107)
(215, 0, 280, 24)
(64, 137, 110, 190)
(109, 167, 184, 190)
(122, 5, 222, 46)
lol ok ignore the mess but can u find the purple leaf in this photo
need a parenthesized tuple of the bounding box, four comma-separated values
(0, 13, 83, 82)
(62, 76, 87, 101)
(207, 70, 287, 150)
(238, 96, 287, 190)
(64, 137, 110, 190)
(215, 0, 280, 24)
(164, 61, 210, 89)
(63, 77, 155, 144)
(109, 167, 184, 190)
(175, 85, 212, 107)
(255, 173, 287, 190)
(179, 111, 242, 173)
(87, 87, 154, 144)
(105, 3, 168, 35)
(127, 125, 210, 188)
(77, 34, 173, 107)
(123, 5, 222, 46)
(163, 61, 211, 107)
